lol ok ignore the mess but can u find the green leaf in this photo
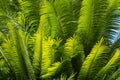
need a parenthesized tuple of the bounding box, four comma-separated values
(78, 38, 109, 80)
(64, 35, 84, 59)
(18, 0, 40, 29)
(76, 0, 109, 54)
(95, 49, 120, 80)
(6, 21, 35, 80)
(109, 67, 120, 80)
(41, 62, 62, 79)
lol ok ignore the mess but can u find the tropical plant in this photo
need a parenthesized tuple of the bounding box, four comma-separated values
(0, 0, 120, 80)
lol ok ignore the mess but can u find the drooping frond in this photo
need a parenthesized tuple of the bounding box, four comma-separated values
(78, 38, 110, 80)
(95, 48, 120, 80)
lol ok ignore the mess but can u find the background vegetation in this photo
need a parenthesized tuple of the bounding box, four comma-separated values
(0, 0, 120, 80)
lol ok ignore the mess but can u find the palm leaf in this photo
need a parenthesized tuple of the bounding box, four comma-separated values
(41, 62, 62, 79)
(64, 35, 85, 77)
(7, 21, 35, 80)
(53, 0, 76, 39)
(76, 0, 110, 54)
(78, 38, 109, 80)
(71, 0, 83, 20)
(40, 0, 76, 39)
(33, 24, 61, 78)
(33, 30, 43, 77)
(0, 47, 12, 71)
(1, 39, 25, 79)
(109, 67, 120, 80)
(64, 35, 84, 59)
(95, 48, 120, 80)
(39, 0, 61, 38)
(18, 0, 40, 32)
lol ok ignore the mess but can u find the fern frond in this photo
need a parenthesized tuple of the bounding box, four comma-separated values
(76, 0, 109, 54)
(64, 35, 84, 59)
(109, 67, 120, 80)
(18, 0, 40, 30)
(1, 39, 24, 79)
(7, 21, 35, 80)
(41, 62, 62, 79)
(95, 48, 120, 80)
(78, 38, 110, 80)
(41, 38, 61, 75)
(0, 47, 11, 70)
(39, 0, 60, 38)
(53, 0, 76, 39)
(71, 0, 83, 20)
(33, 27, 61, 77)
(33, 30, 43, 76)
(64, 35, 85, 77)
(40, 0, 76, 39)
(103, 0, 120, 45)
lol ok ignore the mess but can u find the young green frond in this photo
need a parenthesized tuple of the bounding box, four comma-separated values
(7, 21, 35, 80)
(76, 0, 109, 54)
(64, 35, 84, 59)
(41, 62, 62, 79)
(40, 0, 60, 38)
(78, 38, 110, 80)
(18, 0, 40, 31)
(95, 48, 120, 80)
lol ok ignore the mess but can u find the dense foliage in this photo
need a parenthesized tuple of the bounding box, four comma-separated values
(0, 0, 120, 80)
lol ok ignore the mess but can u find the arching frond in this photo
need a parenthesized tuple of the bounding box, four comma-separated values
(95, 48, 120, 80)
(64, 35, 84, 59)
(78, 38, 109, 80)
(75, 0, 120, 54)
(41, 62, 62, 79)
